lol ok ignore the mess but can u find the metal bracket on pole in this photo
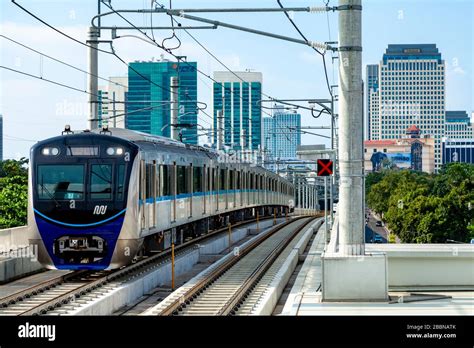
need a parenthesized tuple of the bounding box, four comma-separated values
(334, 5, 363, 11)
(338, 46, 363, 51)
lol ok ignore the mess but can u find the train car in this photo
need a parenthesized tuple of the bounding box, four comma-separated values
(28, 127, 295, 270)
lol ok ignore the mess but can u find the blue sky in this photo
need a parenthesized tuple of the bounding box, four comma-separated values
(1, 0, 472, 159)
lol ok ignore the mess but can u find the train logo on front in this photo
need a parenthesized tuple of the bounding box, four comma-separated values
(93, 205, 108, 215)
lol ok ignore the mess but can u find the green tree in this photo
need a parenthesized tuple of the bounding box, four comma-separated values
(0, 158, 29, 228)
(366, 163, 474, 243)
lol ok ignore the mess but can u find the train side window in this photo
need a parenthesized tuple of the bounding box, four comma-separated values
(90, 164, 112, 200)
(117, 164, 125, 200)
(212, 168, 219, 191)
(237, 170, 241, 190)
(229, 169, 234, 190)
(207, 167, 211, 192)
(160, 165, 169, 196)
(146, 163, 152, 199)
(177, 166, 188, 195)
(220, 168, 225, 191)
(193, 166, 202, 192)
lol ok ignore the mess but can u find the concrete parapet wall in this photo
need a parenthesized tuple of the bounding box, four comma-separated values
(0, 226, 31, 250)
(0, 226, 43, 282)
(366, 244, 474, 288)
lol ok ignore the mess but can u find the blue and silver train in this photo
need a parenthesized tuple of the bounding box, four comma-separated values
(28, 127, 295, 270)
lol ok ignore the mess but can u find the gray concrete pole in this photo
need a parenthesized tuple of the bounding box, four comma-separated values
(171, 76, 179, 141)
(87, 26, 99, 130)
(217, 110, 224, 150)
(337, 0, 364, 255)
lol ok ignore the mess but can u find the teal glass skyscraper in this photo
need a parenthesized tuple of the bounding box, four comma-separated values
(213, 71, 262, 152)
(126, 60, 198, 145)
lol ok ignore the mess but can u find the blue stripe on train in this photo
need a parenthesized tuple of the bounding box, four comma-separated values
(139, 189, 264, 205)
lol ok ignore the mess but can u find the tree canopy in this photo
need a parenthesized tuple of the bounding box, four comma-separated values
(366, 163, 474, 243)
(0, 158, 29, 228)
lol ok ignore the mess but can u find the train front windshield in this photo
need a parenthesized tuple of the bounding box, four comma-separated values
(36, 164, 125, 201)
(37, 165, 85, 200)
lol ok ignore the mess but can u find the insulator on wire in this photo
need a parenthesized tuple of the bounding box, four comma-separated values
(309, 6, 328, 13)
(308, 41, 329, 52)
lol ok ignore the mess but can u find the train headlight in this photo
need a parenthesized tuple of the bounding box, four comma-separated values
(42, 147, 59, 156)
(107, 147, 123, 156)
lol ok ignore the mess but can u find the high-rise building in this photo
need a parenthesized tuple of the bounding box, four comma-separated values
(98, 76, 128, 129)
(213, 71, 262, 152)
(365, 64, 379, 140)
(127, 59, 198, 145)
(0, 114, 3, 161)
(264, 105, 301, 159)
(445, 110, 474, 139)
(366, 44, 445, 170)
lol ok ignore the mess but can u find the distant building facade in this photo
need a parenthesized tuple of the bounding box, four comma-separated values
(213, 71, 262, 153)
(364, 125, 435, 173)
(442, 138, 474, 165)
(98, 76, 128, 128)
(127, 60, 198, 145)
(445, 110, 474, 139)
(366, 44, 445, 171)
(263, 105, 301, 167)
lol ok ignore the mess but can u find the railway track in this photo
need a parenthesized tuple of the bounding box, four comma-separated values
(145, 216, 318, 316)
(0, 215, 282, 316)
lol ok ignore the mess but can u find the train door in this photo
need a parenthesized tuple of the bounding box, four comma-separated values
(172, 162, 177, 222)
(233, 169, 237, 208)
(151, 160, 157, 229)
(139, 159, 146, 230)
(215, 167, 219, 212)
(189, 163, 193, 218)
(203, 164, 207, 215)
(225, 168, 229, 210)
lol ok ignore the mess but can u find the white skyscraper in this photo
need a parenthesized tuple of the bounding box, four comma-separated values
(367, 44, 446, 170)
(98, 76, 128, 128)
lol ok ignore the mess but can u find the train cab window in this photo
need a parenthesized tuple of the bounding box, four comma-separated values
(90, 164, 112, 200)
(117, 164, 125, 200)
(193, 166, 202, 192)
(177, 166, 188, 195)
(37, 164, 84, 200)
